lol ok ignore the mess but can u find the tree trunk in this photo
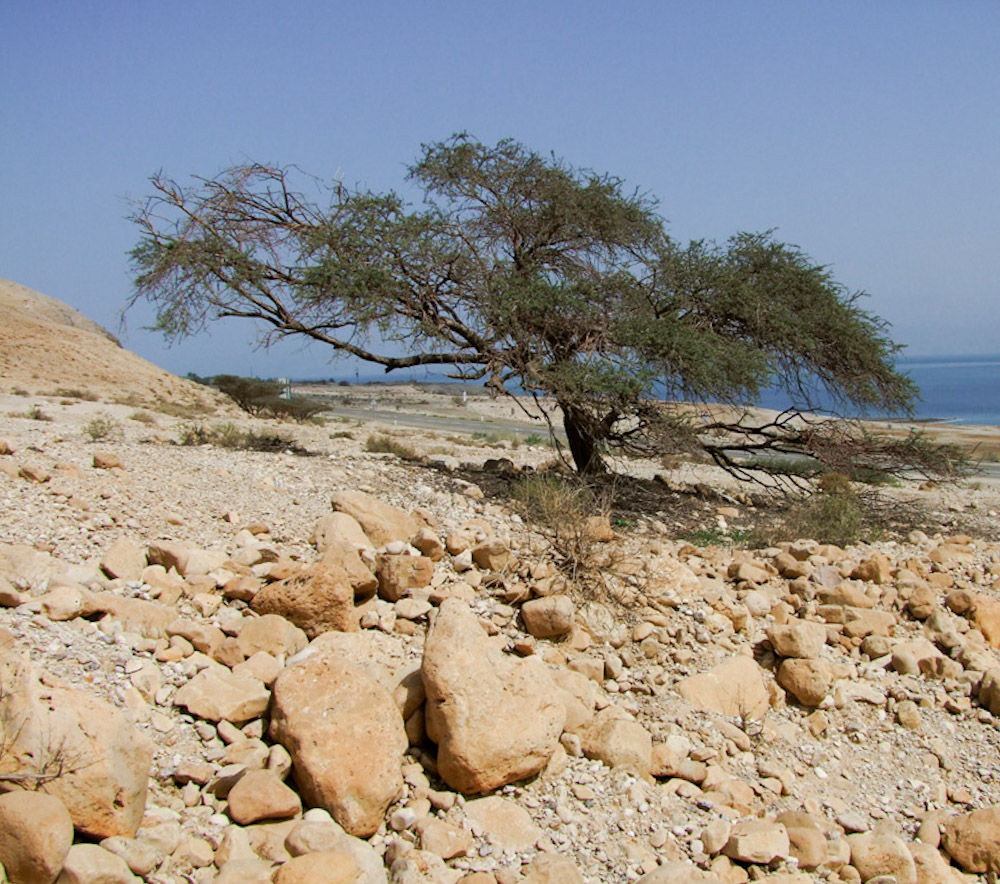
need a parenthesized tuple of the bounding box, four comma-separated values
(562, 405, 606, 474)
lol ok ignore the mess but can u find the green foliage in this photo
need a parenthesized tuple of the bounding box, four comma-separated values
(208, 375, 325, 422)
(178, 421, 300, 452)
(782, 474, 872, 547)
(83, 414, 120, 442)
(129, 135, 923, 478)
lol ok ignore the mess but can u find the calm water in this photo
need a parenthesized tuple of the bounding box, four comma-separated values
(757, 355, 1000, 426)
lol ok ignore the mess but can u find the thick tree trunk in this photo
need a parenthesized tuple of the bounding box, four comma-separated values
(562, 405, 606, 474)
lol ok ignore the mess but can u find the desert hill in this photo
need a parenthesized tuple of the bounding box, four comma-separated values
(0, 277, 221, 411)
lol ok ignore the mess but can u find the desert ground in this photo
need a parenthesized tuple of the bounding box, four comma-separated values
(4, 279, 1000, 884)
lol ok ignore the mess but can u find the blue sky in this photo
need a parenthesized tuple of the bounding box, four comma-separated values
(2, 1, 998, 380)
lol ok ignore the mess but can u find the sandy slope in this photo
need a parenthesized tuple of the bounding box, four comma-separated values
(0, 278, 222, 410)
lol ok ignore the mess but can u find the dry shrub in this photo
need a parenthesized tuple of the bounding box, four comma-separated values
(364, 434, 420, 461)
(511, 473, 610, 579)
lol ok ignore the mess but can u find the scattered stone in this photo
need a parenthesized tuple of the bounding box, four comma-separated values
(0, 791, 74, 884)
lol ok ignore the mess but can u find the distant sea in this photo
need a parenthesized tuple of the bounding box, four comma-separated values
(756, 355, 1000, 427)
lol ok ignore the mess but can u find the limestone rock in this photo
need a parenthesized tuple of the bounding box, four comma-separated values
(777, 658, 833, 707)
(0, 654, 152, 839)
(941, 805, 1000, 873)
(252, 558, 358, 637)
(376, 554, 434, 602)
(421, 599, 565, 793)
(722, 819, 790, 864)
(675, 656, 770, 720)
(0, 791, 74, 884)
(100, 538, 147, 582)
(227, 769, 302, 824)
(270, 648, 406, 836)
(847, 831, 917, 884)
(580, 708, 652, 779)
(92, 451, 124, 470)
(313, 512, 375, 557)
(767, 620, 826, 659)
(471, 538, 509, 572)
(54, 844, 138, 884)
(172, 668, 270, 724)
(272, 851, 359, 884)
(521, 853, 585, 883)
(330, 490, 419, 547)
(463, 796, 542, 852)
(521, 595, 575, 638)
(237, 613, 308, 659)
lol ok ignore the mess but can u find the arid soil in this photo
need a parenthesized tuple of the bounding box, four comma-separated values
(3, 282, 1000, 884)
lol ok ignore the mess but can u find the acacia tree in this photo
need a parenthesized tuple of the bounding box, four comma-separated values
(129, 134, 954, 480)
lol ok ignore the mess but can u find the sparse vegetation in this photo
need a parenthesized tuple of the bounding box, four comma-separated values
(511, 473, 610, 579)
(178, 421, 303, 453)
(83, 413, 120, 442)
(780, 472, 873, 547)
(48, 388, 99, 402)
(364, 434, 420, 460)
(128, 410, 158, 425)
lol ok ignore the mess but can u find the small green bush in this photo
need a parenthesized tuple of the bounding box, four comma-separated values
(84, 414, 120, 442)
(783, 473, 871, 546)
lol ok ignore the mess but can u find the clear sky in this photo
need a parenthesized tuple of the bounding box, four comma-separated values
(2, 1, 998, 380)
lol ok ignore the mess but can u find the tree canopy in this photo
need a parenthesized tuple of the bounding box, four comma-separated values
(130, 134, 953, 482)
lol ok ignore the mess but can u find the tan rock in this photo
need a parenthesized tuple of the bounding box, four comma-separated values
(410, 527, 445, 561)
(227, 769, 302, 824)
(521, 853, 586, 883)
(252, 558, 358, 637)
(675, 656, 770, 720)
(909, 840, 967, 884)
(941, 805, 1000, 873)
(330, 490, 419, 547)
(978, 670, 1000, 718)
(320, 545, 378, 601)
(416, 818, 472, 859)
(283, 820, 386, 883)
(580, 708, 652, 779)
(172, 668, 270, 724)
(722, 819, 789, 864)
(272, 850, 359, 884)
(463, 796, 542, 852)
(777, 658, 833, 707)
(847, 831, 917, 884)
(313, 512, 375, 556)
(376, 554, 434, 602)
(97, 837, 159, 877)
(100, 538, 147, 582)
(92, 451, 124, 470)
(270, 649, 406, 836)
(237, 613, 308, 659)
(214, 859, 275, 884)
(521, 595, 575, 638)
(851, 554, 892, 583)
(0, 654, 152, 839)
(166, 617, 225, 654)
(471, 538, 510, 571)
(422, 599, 565, 793)
(973, 594, 1000, 648)
(0, 791, 74, 884)
(767, 620, 826, 659)
(54, 844, 137, 883)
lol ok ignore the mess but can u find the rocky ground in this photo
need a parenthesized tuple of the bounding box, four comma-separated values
(2, 389, 1000, 884)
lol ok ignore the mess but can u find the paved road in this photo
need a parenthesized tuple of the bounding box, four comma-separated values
(323, 405, 1000, 481)
(323, 405, 565, 441)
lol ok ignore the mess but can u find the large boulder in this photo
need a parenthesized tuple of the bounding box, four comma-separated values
(0, 650, 152, 839)
(330, 491, 419, 547)
(270, 647, 407, 837)
(0, 791, 74, 884)
(942, 805, 1000, 873)
(421, 599, 565, 793)
(252, 558, 358, 637)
